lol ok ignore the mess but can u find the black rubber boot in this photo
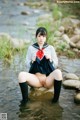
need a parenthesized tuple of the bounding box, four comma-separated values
(19, 82, 28, 105)
(52, 79, 62, 103)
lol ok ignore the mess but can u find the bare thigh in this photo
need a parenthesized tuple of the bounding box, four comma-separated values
(18, 72, 43, 88)
(44, 69, 62, 88)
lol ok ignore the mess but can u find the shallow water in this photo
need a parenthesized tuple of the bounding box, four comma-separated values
(0, 0, 46, 40)
(0, 56, 80, 120)
(0, 0, 80, 120)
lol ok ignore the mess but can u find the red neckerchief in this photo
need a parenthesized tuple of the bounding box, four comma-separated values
(36, 48, 44, 60)
(32, 42, 48, 60)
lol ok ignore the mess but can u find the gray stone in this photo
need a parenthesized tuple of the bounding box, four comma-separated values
(62, 34, 70, 44)
(64, 73, 79, 80)
(74, 92, 80, 104)
(63, 80, 80, 89)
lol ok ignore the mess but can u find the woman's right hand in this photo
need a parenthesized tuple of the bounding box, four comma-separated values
(32, 56, 36, 63)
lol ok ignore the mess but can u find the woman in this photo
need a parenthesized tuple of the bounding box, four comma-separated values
(18, 27, 63, 104)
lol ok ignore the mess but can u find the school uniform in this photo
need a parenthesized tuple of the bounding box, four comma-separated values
(19, 43, 62, 104)
(26, 42, 58, 76)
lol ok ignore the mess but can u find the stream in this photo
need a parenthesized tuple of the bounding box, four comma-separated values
(0, 0, 80, 120)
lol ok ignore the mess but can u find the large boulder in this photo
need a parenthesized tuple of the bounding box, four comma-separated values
(54, 31, 63, 37)
(62, 34, 70, 44)
(58, 26, 65, 33)
(29, 87, 54, 101)
(74, 28, 80, 35)
(76, 41, 80, 50)
(70, 35, 80, 43)
(10, 38, 30, 49)
(64, 73, 79, 80)
(62, 80, 80, 89)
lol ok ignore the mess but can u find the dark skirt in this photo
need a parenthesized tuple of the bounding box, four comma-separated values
(29, 56, 55, 76)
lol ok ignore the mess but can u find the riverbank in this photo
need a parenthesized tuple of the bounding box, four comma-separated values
(0, 1, 80, 61)
(0, 1, 80, 120)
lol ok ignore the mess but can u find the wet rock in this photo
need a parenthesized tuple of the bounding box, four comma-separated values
(63, 80, 80, 89)
(34, 87, 54, 94)
(70, 35, 80, 49)
(74, 92, 80, 104)
(0, 33, 30, 49)
(58, 26, 65, 33)
(10, 38, 30, 49)
(64, 73, 79, 80)
(29, 87, 53, 101)
(62, 18, 74, 28)
(54, 31, 63, 37)
(70, 18, 80, 27)
(0, 33, 11, 40)
(73, 48, 79, 53)
(24, 2, 43, 8)
(62, 34, 70, 44)
(69, 41, 76, 48)
(21, 11, 30, 15)
(76, 41, 80, 50)
(74, 28, 80, 35)
(17, 2, 24, 6)
(70, 35, 80, 43)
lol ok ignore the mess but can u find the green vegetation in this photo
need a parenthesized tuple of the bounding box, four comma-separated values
(37, 3, 79, 58)
(0, 1, 80, 62)
(0, 35, 29, 63)
(0, 36, 12, 60)
(58, 3, 80, 19)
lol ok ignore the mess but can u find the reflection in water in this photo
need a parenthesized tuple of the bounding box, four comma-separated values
(19, 100, 63, 120)
(19, 93, 63, 120)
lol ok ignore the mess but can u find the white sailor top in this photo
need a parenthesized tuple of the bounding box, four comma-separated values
(25, 43, 58, 72)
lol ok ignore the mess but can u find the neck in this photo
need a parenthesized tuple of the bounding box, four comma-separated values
(39, 44, 44, 49)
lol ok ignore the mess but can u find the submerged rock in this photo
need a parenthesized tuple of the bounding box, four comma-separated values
(21, 11, 30, 15)
(29, 87, 54, 101)
(74, 92, 80, 104)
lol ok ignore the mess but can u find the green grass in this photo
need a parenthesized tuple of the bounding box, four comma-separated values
(37, 2, 80, 58)
(0, 36, 12, 59)
(58, 3, 80, 19)
(0, 2, 80, 61)
(0, 35, 29, 64)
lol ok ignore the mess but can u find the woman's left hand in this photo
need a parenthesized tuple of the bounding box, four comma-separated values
(45, 55, 51, 60)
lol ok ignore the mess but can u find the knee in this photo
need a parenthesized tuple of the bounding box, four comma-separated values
(56, 69, 62, 75)
(18, 71, 26, 83)
(54, 69, 62, 80)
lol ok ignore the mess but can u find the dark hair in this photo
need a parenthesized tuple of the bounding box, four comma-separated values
(36, 27, 47, 37)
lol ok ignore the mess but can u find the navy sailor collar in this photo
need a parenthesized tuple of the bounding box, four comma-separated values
(32, 42, 48, 50)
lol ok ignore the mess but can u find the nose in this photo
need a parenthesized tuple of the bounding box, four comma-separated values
(40, 36, 44, 40)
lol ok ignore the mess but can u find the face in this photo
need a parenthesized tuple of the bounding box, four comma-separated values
(37, 33, 46, 46)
